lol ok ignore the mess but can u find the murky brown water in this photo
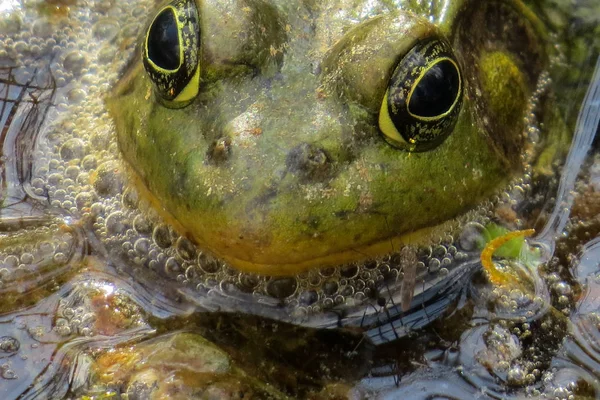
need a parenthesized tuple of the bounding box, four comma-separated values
(1, 0, 600, 399)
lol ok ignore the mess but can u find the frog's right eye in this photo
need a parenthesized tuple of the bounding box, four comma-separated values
(142, 0, 201, 108)
(379, 38, 462, 152)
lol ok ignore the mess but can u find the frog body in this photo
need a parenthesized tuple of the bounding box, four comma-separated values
(1, 0, 573, 345)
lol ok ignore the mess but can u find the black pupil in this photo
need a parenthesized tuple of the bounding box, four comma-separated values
(147, 8, 180, 70)
(408, 60, 459, 117)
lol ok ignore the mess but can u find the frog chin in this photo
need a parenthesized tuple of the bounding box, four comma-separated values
(210, 220, 457, 276)
(121, 159, 462, 276)
(118, 168, 460, 277)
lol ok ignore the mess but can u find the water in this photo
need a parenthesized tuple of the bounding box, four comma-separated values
(0, 0, 599, 399)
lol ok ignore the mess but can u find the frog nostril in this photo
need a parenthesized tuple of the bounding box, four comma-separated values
(286, 143, 333, 182)
(206, 137, 232, 164)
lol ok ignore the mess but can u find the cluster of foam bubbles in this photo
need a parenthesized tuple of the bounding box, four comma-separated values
(0, 225, 80, 296)
(0, 335, 19, 380)
(0, 0, 553, 342)
(23, 22, 549, 338)
(53, 281, 144, 338)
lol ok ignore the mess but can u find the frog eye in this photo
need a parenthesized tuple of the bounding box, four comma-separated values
(379, 38, 462, 152)
(142, 0, 200, 108)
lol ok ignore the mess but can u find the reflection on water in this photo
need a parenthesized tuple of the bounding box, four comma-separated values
(0, 0, 599, 399)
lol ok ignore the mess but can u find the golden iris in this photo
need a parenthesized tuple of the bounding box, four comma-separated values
(379, 38, 462, 152)
(142, 0, 201, 108)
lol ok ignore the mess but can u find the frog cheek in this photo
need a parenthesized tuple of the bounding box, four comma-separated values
(379, 38, 463, 152)
(142, 0, 201, 108)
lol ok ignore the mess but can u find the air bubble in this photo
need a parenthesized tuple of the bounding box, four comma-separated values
(81, 155, 97, 170)
(122, 187, 139, 209)
(507, 365, 527, 386)
(0, 269, 11, 281)
(93, 19, 120, 41)
(93, 161, 124, 196)
(1, 366, 17, 380)
(63, 51, 88, 77)
(4, 256, 19, 268)
(266, 277, 298, 299)
(13, 41, 28, 54)
(67, 88, 86, 104)
(48, 173, 64, 186)
(53, 252, 68, 264)
(134, 238, 150, 255)
(553, 281, 572, 295)
(308, 274, 321, 287)
(0, 336, 20, 354)
(106, 211, 128, 235)
(552, 387, 570, 399)
(54, 320, 71, 336)
(428, 258, 441, 272)
(19, 253, 34, 264)
(341, 286, 354, 296)
(417, 246, 432, 259)
(152, 225, 172, 249)
(176, 237, 196, 261)
(65, 165, 81, 180)
(0, 49, 10, 62)
(90, 202, 104, 216)
(236, 274, 259, 292)
(133, 215, 152, 234)
(60, 138, 85, 161)
(298, 290, 318, 306)
(198, 253, 221, 274)
(164, 257, 182, 276)
(432, 245, 447, 258)
(182, 265, 199, 281)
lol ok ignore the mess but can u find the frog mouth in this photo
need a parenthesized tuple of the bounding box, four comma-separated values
(207, 220, 460, 276)
(120, 156, 468, 276)
(124, 172, 478, 305)
(117, 155, 485, 281)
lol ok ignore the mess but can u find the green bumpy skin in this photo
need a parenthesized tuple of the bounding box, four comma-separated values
(107, 0, 556, 275)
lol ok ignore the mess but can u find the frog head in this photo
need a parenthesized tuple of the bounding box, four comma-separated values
(107, 0, 549, 276)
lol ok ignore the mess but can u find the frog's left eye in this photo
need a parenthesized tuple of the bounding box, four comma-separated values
(379, 38, 462, 152)
(142, 0, 200, 108)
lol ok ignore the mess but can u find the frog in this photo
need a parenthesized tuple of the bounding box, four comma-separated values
(0, 0, 572, 347)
